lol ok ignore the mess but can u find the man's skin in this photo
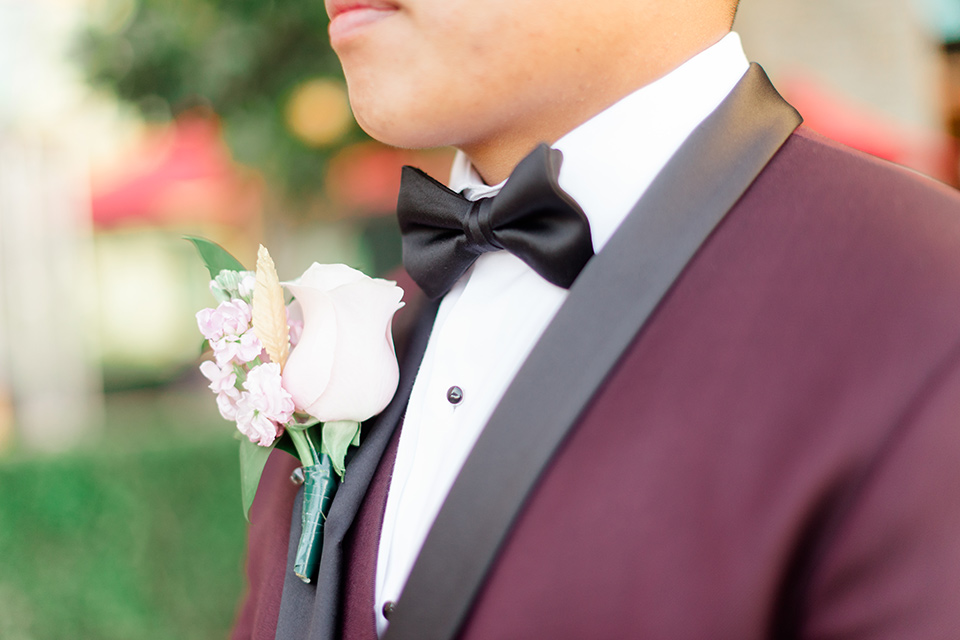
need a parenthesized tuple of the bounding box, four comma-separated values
(325, 0, 739, 183)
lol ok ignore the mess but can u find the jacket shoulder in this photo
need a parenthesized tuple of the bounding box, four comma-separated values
(774, 125, 960, 219)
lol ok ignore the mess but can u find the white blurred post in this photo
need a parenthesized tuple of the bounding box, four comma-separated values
(0, 134, 103, 451)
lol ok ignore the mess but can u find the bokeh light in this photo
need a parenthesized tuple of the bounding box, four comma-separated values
(285, 78, 353, 147)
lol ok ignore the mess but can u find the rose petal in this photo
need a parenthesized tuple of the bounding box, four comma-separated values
(286, 299, 303, 324)
(286, 300, 304, 347)
(288, 263, 368, 292)
(300, 278, 403, 422)
(281, 284, 338, 411)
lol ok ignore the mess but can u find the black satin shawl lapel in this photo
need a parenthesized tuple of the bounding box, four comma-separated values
(382, 64, 802, 640)
(275, 296, 440, 640)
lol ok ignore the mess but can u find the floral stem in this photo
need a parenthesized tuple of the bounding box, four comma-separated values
(288, 429, 318, 467)
(294, 455, 338, 582)
(305, 427, 321, 462)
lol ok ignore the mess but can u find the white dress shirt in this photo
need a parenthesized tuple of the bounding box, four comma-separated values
(375, 32, 750, 634)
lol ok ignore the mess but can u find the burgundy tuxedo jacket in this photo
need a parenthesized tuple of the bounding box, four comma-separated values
(231, 79, 960, 639)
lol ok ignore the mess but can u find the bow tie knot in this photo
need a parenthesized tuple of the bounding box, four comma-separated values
(462, 199, 502, 253)
(397, 144, 594, 299)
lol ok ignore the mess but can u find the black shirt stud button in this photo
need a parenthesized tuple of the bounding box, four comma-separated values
(382, 600, 396, 619)
(446, 386, 464, 405)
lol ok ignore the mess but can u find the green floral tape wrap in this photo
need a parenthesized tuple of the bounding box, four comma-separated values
(294, 455, 339, 583)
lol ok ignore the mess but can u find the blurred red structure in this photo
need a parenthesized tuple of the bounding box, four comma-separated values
(91, 115, 264, 228)
(779, 74, 958, 186)
(325, 142, 454, 217)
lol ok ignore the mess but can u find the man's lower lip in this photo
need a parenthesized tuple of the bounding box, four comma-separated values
(329, 7, 396, 44)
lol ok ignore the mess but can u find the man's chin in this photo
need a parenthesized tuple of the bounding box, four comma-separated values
(351, 106, 458, 151)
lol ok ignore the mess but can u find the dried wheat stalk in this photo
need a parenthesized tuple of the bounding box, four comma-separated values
(253, 245, 290, 370)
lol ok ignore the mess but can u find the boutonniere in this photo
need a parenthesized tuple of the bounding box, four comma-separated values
(187, 236, 404, 583)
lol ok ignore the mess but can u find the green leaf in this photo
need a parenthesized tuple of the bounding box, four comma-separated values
(321, 420, 361, 480)
(276, 431, 299, 458)
(184, 235, 246, 279)
(239, 437, 278, 522)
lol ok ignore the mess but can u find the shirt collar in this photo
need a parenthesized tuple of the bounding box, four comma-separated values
(448, 32, 750, 252)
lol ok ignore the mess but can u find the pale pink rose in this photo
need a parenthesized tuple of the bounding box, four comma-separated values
(287, 300, 304, 347)
(213, 330, 263, 366)
(281, 263, 404, 422)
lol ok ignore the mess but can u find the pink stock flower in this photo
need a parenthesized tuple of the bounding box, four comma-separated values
(238, 274, 256, 301)
(199, 360, 238, 395)
(199, 361, 242, 420)
(213, 330, 263, 366)
(235, 395, 280, 446)
(196, 307, 222, 342)
(216, 390, 241, 421)
(234, 363, 295, 446)
(244, 363, 295, 422)
(219, 300, 252, 335)
(196, 300, 253, 342)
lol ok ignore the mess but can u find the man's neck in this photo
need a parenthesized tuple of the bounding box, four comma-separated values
(458, 28, 733, 185)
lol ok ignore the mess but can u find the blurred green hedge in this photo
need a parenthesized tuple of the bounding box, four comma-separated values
(0, 437, 250, 640)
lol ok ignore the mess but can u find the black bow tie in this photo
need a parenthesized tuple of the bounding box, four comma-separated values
(397, 144, 594, 299)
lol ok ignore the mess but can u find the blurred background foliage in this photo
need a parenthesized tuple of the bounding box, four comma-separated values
(2, 0, 960, 638)
(0, 437, 246, 640)
(78, 0, 362, 201)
